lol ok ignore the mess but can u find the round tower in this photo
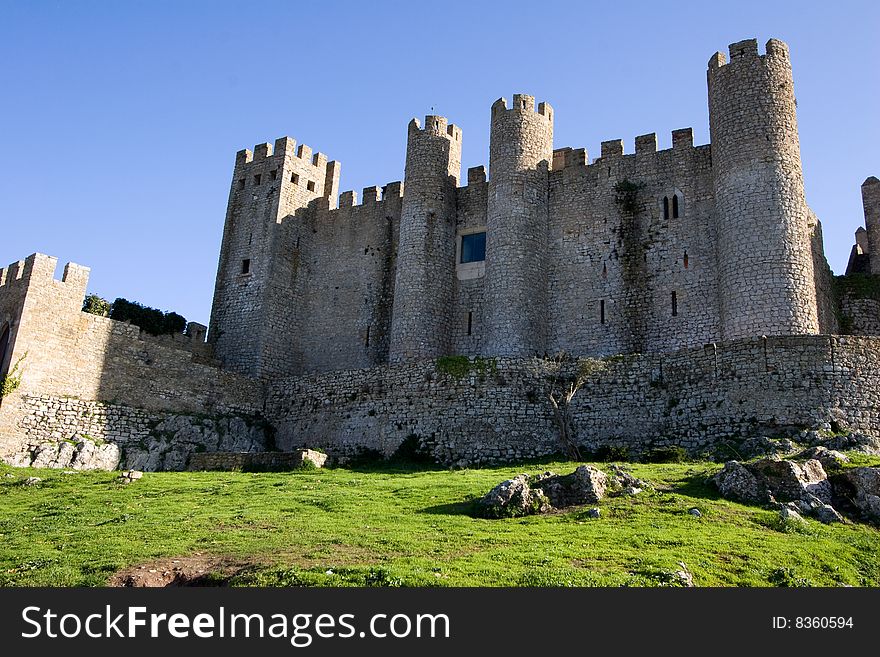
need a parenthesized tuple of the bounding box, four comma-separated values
(388, 115, 461, 362)
(708, 38, 818, 340)
(483, 95, 553, 356)
(862, 176, 880, 274)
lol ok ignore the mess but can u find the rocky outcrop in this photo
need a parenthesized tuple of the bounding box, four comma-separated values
(801, 430, 880, 456)
(714, 456, 880, 525)
(831, 467, 880, 523)
(713, 457, 830, 504)
(476, 474, 552, 518)
(3, 411, 270, 472)
(3, 437, 121, 471)
(607, 464, 651, 495)
(476, 465, 608, 518)
(794, 446, 848, 471)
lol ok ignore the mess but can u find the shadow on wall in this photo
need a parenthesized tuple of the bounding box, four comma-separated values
(0, 253, 273, 472)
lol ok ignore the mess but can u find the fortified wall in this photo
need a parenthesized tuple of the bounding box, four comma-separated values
(2, 36, 880, 471)
(0, 254, 271, 471)
(207, 39, 842, 379)
(266, 336, 880, 466)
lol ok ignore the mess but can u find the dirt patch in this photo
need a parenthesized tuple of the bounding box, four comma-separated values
(108, 554, 248, 587)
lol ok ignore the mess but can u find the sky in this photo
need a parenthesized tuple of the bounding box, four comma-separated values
(1, 0, 878, 325)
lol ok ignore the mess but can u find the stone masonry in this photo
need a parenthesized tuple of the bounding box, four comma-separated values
(207, 38, 863, 379)
(2, 37, 880, 470)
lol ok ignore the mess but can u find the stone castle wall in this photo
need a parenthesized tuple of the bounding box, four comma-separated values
(266, 336, 880, 467)
(0, 254, 271, 470)
(207, 38, 847, 378)
(547, 131, 718, 356)
(708, 39, 818, 340)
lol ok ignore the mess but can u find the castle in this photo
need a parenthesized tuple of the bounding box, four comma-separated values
(2, 38, 880, 470)
(207, 38, 858, 379)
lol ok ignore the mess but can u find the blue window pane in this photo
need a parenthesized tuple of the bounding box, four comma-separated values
(461, 232, 486, 263)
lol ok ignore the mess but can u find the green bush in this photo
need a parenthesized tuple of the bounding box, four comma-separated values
(595, 445, 630, 462)
(82, 294, 110, 317)
(645, 446, 688, 463)
(435, 355, 471, 379)
(109, 298, 187, 336)
(0, 353, 26, 398)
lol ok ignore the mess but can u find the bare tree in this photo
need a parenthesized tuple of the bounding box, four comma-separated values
(527, 352, 608, 461)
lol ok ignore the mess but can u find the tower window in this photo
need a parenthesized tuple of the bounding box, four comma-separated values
(241, 259, 251, 275)
(662, 196, 670, 220)
(0, 322, 10, 373)
(270, 169, 278, 181)
(460, 232, 486, 263)
(672, 194, 680, 218)
(238, 178, 245, 190)
(306, 180, 316, 192)
(602, 262, 607, 279)
(600, 300, 606, 324)
(253, 173, 262, 186)
(683, 251, 689, 269)
(467, 311, 473, 336)
(671, 291, 678, 317)
(364, 325, 371, 348)
(291, 173, 300, 185)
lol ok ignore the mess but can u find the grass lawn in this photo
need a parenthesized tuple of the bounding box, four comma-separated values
(1, 457, 879, 587)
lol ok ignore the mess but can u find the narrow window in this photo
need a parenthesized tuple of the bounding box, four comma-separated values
(672, 194, 680, 218)
(291, 173, 300, 185)
(253, 173, 262, 185)
(467, 311, 473, 336)
(601, 262, 607, 279)
(460, 232, 487, 263)
(671, 291, 678, 317)
(306, 180, 316, 192)
(600, 300, 606, 324)
(270, 169, 278, 181)
(0, 322, 10, 373)
(683, 251, 689, 269)
(238, 178, 245, 190)
(365, 325, 371, 348)
(241, 259, 250, 275)
(662, 196, 670, 220)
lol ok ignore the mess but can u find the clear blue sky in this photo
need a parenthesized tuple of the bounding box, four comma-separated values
(1, 0, 877, 325)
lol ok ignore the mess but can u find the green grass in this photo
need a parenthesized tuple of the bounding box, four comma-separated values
(0, 458, 879, 587)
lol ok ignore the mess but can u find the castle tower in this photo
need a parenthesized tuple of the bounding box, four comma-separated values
(862, 176, 880, 274)
(483, 95, 553, 356)
(388, 116, 461, 361)
(209, 137, 341, 378)
(708, 39, 819, 340)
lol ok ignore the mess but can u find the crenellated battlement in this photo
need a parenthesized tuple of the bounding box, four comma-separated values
(491, 95, 553, 122)
(408, 116, 462, 142)
(234, 137, 331, 173)
(553, 128, 701, 166)
(322, 181, 404, 213)
(0, 253, 89, 295)
(708, 38, 790, 69)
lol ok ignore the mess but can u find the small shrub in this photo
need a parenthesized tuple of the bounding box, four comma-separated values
(646, 446, 688, 463)
(82, 294, 110, 317)
(596, 445, 630, 462)
(109, 298, 187, 336)
(435, 355, 471, 379)
(0, 353, 27, 398)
